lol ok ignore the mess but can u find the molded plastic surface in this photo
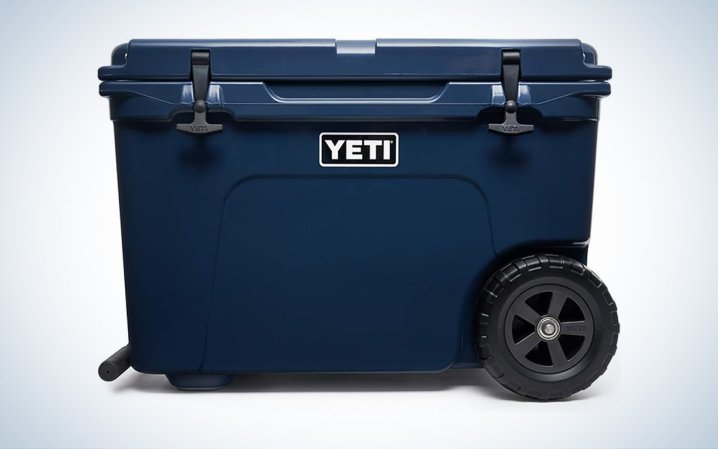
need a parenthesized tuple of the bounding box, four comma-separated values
(100, 39, 610, 378)
(100, 81, 609, 122)
(99, 39, 611, 81)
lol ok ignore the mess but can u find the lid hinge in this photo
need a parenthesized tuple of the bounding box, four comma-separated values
(488, 50, 534, 136)
(177, 50, 223, 135)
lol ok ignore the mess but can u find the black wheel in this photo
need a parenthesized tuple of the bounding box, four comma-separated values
(476, 254, 619, 400)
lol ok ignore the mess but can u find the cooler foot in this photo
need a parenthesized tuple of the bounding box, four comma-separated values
(166, 374, 234, 391)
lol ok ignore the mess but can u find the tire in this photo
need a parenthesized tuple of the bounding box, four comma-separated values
(476, 254, 619, 400)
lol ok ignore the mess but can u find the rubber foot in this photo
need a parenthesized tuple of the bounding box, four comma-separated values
(166, 374, 233, 391)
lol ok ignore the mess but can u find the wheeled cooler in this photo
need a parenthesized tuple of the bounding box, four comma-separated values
(98, 40, 619, 399)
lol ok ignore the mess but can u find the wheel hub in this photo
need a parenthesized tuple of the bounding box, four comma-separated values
(504, 284, 595, 374)
(537, 316, 560, 341)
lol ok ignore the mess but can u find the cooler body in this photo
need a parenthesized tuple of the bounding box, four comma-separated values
(99, 39, 611, 376)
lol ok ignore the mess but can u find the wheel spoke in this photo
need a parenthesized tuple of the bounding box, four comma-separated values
(548, 292, 568, 317)
(514, 332, 541, 356)
(561, 320, 593, 337)
(547, 340, 568, 366)
(515, 302, 541, 326)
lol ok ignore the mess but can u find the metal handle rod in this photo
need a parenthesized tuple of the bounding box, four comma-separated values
(98, 345, 131, 382)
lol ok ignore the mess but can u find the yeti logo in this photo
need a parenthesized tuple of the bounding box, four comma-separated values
(319, 133, 399, 167)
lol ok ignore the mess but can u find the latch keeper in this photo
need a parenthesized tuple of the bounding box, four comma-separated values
(488, 50, 534, 136)
(177, 50, 223, 135)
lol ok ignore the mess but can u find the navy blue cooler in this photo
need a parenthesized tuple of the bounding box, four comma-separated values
(97, 40, 619, 399)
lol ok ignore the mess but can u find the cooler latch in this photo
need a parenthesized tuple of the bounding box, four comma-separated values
(489, 50, 534, 136)
(177, 50, 223, 134)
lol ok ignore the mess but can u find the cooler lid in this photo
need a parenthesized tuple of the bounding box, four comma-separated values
(98, 39, 611, 82)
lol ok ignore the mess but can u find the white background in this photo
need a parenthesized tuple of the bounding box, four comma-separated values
(1, 0, 717, 447)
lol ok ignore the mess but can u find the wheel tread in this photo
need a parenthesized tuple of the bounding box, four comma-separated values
(476, 254, 620, 400)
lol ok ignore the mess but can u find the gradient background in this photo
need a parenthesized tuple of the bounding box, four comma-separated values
(0, 0, 716, 447)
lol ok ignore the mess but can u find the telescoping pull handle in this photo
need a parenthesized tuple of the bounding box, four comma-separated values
(489, 50, 534, 136)
(177, 51, 223, 135)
